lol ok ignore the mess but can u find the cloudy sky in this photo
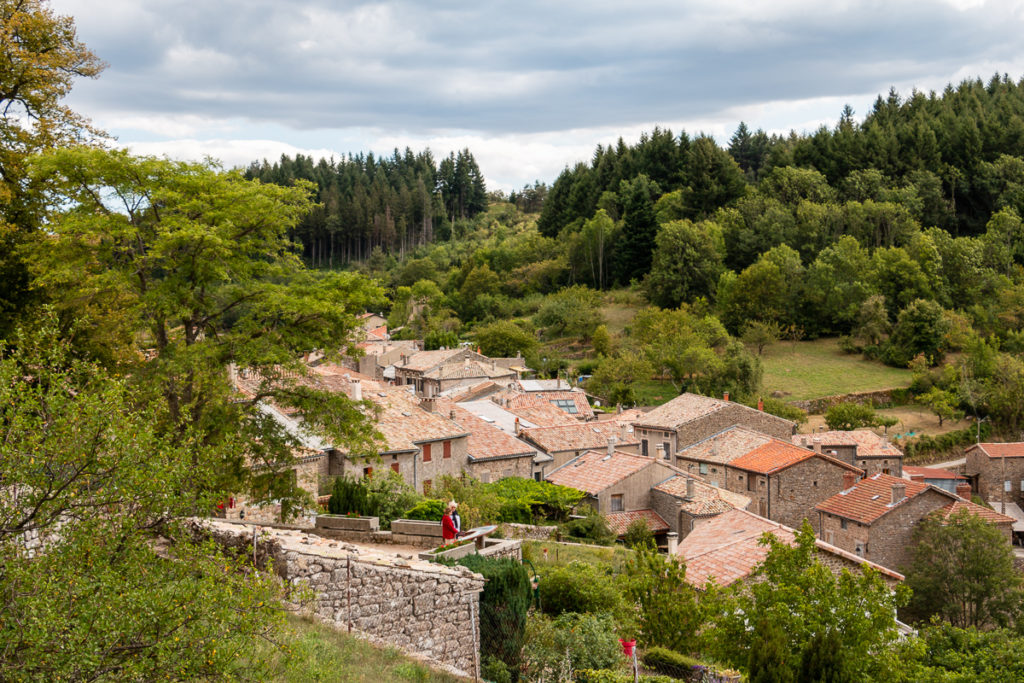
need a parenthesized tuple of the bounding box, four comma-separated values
(50, 0, 1024, 191)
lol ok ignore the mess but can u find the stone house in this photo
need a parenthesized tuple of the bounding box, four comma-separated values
(521, 421, 641, 470)
(649, 474, 751, 538)
(394, 348, 517, 397)
(432, 398, 537, 482)
(340, 339, 420, 380)
(505, 380, 595, 421)
(633, 392, 796, 456)
(794, 429, 903, 477)
(676, 426, 863, 532)
(677, 507, 905, 589)
(964, 442, 1024, 508)
(545, 446, 676, 519)
(815, 472, 1014, 572)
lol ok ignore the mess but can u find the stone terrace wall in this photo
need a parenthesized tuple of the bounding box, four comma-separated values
(791, 389, 900, 415)
(498, 522, 557, 540)
(199, 520, 485, 676)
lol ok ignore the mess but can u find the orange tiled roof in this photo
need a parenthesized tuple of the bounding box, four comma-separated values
(546, 450, 656, 495)
(678, 508, 904, 587)
(505, 401, 579, 428)
(794, 429, 903, 457)
(814, 473, 933, 525)
(653, 475, 751, 517)
(605, 509, 670, 535)
(937, 500, 1015, 525)
(970, 442, 1024, 458)
(433, 398, 535, 462)
(508, 390, 594, 419)
(635, 392, 794, 431)
(522, 420, 639, 454)
(425, 359, 516, 381)
(680, 426, 861, 475)
(903, 466, 965, 481)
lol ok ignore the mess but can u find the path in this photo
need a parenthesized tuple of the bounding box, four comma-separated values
(928, 456, 966, 470)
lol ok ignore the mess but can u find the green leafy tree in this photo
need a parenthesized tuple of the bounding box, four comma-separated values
(855, 294, 891, 346)
(644, 218, 726, 307)
(592, 323, 613, 356)
(824, 402, 889, 430)
(613, 174, 660, 283)
(702, 521, 907, 681)
(623, 545, 700, 652)
(747, 617, 796, 683)
(29, 147, 384, 513)
(904, 509, 1022, 628)
(534, 285, 604, 340)
(473, 319, 537, 357)
(587, 351, 654, 406)
(0, 316, 286, 680)
(915, 386, 964, 427)
(741, 319, 782, 355)
(885, 298, 951, 367)
(538, 561, 623, 616)
(623, 519, 655, 550)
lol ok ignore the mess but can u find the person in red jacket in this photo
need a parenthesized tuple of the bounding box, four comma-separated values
(441, 501, 458, 542)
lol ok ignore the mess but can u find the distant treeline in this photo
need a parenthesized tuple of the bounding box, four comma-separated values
(245, 148, 487, 264)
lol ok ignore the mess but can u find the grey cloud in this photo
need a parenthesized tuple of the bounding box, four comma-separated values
(55, 0, 1024, 135)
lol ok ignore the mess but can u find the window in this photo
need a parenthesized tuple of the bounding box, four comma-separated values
(534, 471, 541, 482)
(855, 542, 866, 557)
(747, 475, 757, 492)
(550, 398, 578, 414)
(641, 439, 649, 457)
(611, 494, 624, 512)
(481, 472, 491, 483)
(443, 440, 452, 459)
(840, 518, 848, 530)
(423, 443, 432, 462)
(363, 466, 373, 478)
(1006, 480, 1012, 492)
(423, 479, 432, 494)
(503, 468, 514, 479)
(1020, 480, 1024, 492)
(699, 462, 708, 475)
(662, 442, 671, 460)
(391, 462, 400, 473)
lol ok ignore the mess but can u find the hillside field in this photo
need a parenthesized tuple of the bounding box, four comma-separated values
(761, 338, 913, 402)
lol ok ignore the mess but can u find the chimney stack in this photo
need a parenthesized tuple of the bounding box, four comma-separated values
(842, 471, 858, 490)
(686, 477, 695, 499)
(450, 410, 457, 421)
(723, 391, 730, 402)
(421, 397, 435, 413)
(956, 481, 972, 499)
(757, 397, 764, 411)
(666, 531, 679, 556)
(801, 437, 809, 448)
(607, 437, 617, 457)
(891, 484, 906, 505)
(616, 403, 623, 415)
(514, 417, 521, 436)
(812, 437, 822, 454)
(351, 379, 362, 401)
(620, 423, 630, 442)
(655, 444, 664, 460)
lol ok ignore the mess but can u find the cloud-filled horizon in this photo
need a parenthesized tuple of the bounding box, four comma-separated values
(50, 0, 1024, 191)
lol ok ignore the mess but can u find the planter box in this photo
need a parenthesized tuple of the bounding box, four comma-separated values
(419, 541, 477, 562)
(391, 519, 444, 537)
(315, 515, 379, 532)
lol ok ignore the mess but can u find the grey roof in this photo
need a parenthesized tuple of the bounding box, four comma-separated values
(256, 401, 331, 451)
(518, 379, 572, 392)
(458, 399, 541, 433)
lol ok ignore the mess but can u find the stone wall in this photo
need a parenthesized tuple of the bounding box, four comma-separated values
(498, 522, 558, 540)
(791, 389, 899, 415)
(200, 520, 485, 676)
(467, 455, 534, 483)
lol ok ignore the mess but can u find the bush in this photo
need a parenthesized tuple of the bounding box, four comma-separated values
(364, 471, 421, 529)
(523, 612, 622, 678)
(538, 561, 622, 616)
(823, 402, 894, 430)
(623, 519, 655, 550)
(641, 647, 703, 676)
(481, 655, 511, 683)
(576, 670, 674, 683)
(327, 476, 369, 515)
(561, 511, 617, 545)
(402, 498, 445, 521)
(457, 555, 531, 677)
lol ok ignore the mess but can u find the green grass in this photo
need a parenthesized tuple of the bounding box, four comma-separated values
(761, 338, 912, 402)
(601, 289, 644, 335)
(257, 614, 467, 682)
(522, 540, 635, 577)
(631, 379, 679, 407)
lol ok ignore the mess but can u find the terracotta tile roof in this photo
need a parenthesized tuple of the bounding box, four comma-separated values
(545, 450, 655, 495)
(653, 475, 751, 517)
(522, 420, 640, 454)
(635, 392, 794, 431)
(678, 508, 903, 587)
(365, 388, 468, 454)
(424, 359, 517, 381)
(794, 430, 903, 457)
(970, 442, 1024, 459)
(605, 509, 670, 535)
(444, 381, 502, 402)
(505, 401, 579, 428)
(433, 398, 535, 461)
(937, 500, 1015, 525)
(814, 473, 934, 525)
(680, 426, 861, 475)
(399, 348, 466, 372)
(903, 466, 965, 481)
(499, 389, 594, 419)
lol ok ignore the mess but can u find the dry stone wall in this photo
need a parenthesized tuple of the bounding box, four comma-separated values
(199, 519, 485, 676)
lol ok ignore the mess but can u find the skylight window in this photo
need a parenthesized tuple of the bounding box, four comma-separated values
(551, 399, 578, 414)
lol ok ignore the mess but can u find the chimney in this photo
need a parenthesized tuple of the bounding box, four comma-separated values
(666, 531, 678, 556)
(956, 481, 972, 499)
(757, 397, 764, 411)
(723, 391, 730, 402)
(350, 379, 362, 401)
(401, 354, 408, 366)
(616, 403, 623, 415)
(607, 437, 617, 456)
(842, 471, 858, 490)
(421, 397, 435, 413)
(801, 437, 809, 448)
(891, 484, 906, 505)
(491, 359, 496, 371)
(655, 444, 664, 459)
(812, 437, 822, 454)
(686, 477, 695, 499)
(450, 409, 457, 421)
(620, 423, 630, 442)
(514, 417, 521, 436)
(881, 433, 889, 446)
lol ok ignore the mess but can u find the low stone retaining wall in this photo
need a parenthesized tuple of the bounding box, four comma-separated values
(199, 519, 485, 676)
(498, 522, 558, 540)
(791, 388, 901, 415)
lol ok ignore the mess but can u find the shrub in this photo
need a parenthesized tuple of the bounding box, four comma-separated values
(561, 510, 617, 545)
(402, 499, 445, 521)
(538, 561, 622, 616)
(641, 647, 703, 676)
(458, 555, 531, 677)
(623, 519, 654, 550)
(481, 656, 511, 683)
(327, 476, 369, 515)
(523, 612, 621, 678)
(576, 670, 674, 683)
(364, 471, 421, 529)
(823, 401, 894, 430)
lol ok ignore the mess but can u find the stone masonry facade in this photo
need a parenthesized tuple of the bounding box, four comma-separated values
(965, 449, 1024, 507)
(200, 519, 486, 676)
